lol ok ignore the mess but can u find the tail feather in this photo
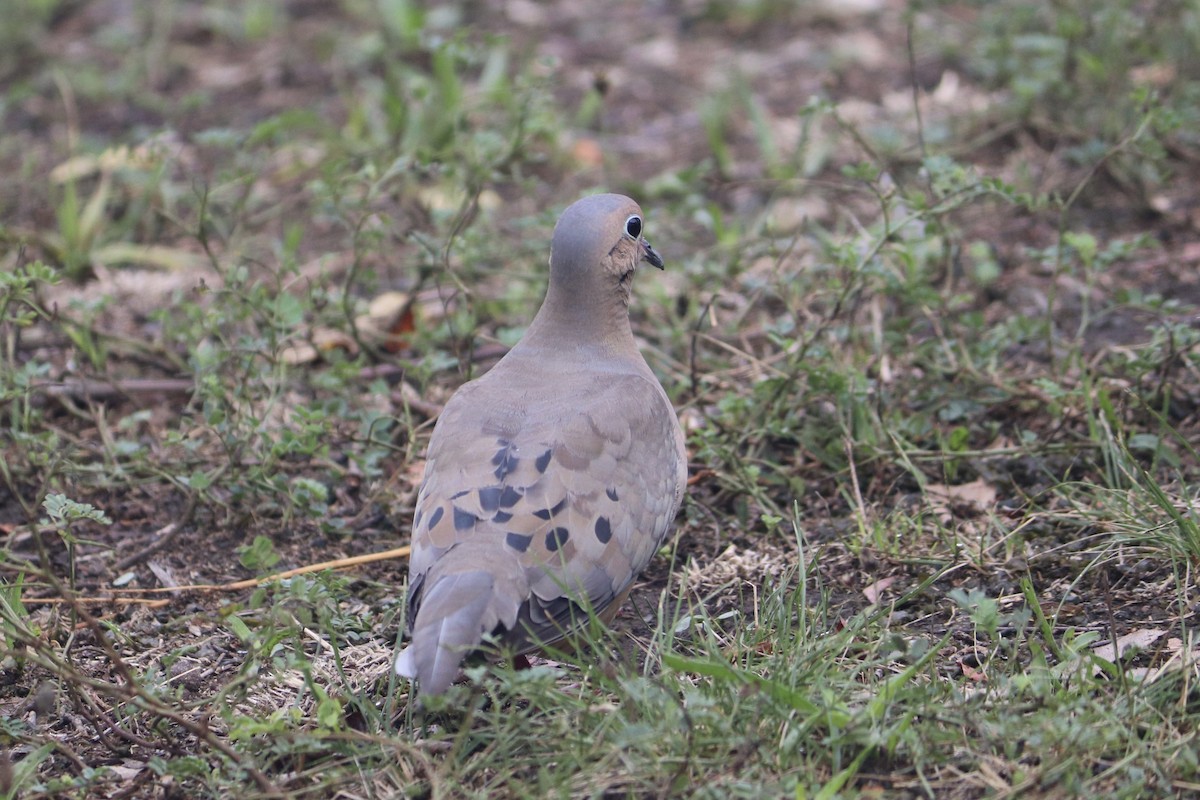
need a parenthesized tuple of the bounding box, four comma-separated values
(395, 571, 495, 696)
(397, 539, 530, 697)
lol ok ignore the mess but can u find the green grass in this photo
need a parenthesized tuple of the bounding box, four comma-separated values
(3, 0, 1200, 797)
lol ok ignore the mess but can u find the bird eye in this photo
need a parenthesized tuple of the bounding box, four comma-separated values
(624, 215, 642, 239)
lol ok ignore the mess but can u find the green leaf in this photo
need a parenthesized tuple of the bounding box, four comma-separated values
(316, 695, 343, 730)
(226, 615, 254, 642)
(42, 493, 112, 525)
(238, 535, 281, 571)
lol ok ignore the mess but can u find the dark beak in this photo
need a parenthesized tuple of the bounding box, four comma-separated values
(641, 240, 664, 270)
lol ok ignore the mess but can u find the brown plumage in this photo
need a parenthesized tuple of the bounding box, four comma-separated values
(395, 193, 687, 696)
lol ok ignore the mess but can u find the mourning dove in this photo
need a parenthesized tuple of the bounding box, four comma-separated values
(395, 193, 687, 697)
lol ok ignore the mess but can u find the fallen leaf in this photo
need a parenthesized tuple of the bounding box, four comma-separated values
(862, 576, 896, 604)
(50, 145, 158, 182)
(925, 479, 998, 523)
(1092, 628, 1166, 675)
(91, 242, 206, 272)
(107, 762, 146, 781)
(279, 328, 359, 365)
(357, 291, 416, 353)
(279, 342, 318, 366)
(960, 662, 987, 682)
(926, 479, 997, 508)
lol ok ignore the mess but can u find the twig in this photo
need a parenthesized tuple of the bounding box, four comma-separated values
(906, 17, 927, 161)
(689, 295, 718, 398)
(32, 378, 194, 399)
(106, 545, 413, 595)
(23, 596, 171, 607)
(26, 546, 413, 611)
(844, 435, 870, 541)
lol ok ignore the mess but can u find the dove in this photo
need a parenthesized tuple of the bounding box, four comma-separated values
(395, 193, 687, 697)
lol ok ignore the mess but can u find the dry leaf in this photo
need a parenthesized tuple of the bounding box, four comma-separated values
(357, 291, 416, 353)
(960, 662, 987, 682)
(862, 576, 896, 604)
(278, 328, 358, 366)
(1093, 628, 1166, 667)
(925, 479, 998, 524)
(50, 145, 157, 183)
(91, 242, 206, 272)
(926, 479, 997, 508)
(313, 328, 357, 354)
(279, 342, 319, 366)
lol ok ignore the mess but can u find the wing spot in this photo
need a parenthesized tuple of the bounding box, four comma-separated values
(413, 509, 423, 529)
(478, 486, 502, 512)
(545, 527, 570, 552)
(499, 486, 522, 508)
(606, 487, 619, 502)
(533, 497, 568, 521)
(426, 506, 444, 531)
(493, 510, 513, 523)
(595, 516, 612, 544)
(492, 440, 519, 480)
(535, 448, 552, 473)
(506, 532, 533, 553)
(453, 507, 478, 531)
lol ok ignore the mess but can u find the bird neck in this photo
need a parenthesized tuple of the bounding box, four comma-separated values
(519, 282, 640, 361)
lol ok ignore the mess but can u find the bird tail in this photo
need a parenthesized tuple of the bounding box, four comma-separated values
(396, 540, 531, 697)
(395, 570, 497, 696)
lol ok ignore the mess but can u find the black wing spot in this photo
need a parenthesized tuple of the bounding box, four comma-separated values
(492, 441, 519, 480)
(499, 486, 522, 508)
(413, 509, 423, 529)
(533, 497, 569, 520)
(453, 507, 478, 531)
(478, 486, 502, 512)
(427, 506, 444, 531)
(535, 449, 552, 473)
(606, 487, 619, 502)
(493, 510, 513, 523)
(595, 516, 612, 544)
(506, 532, 533, 553)
(545, 527, 570, 552)
(406, 571, 426, 618)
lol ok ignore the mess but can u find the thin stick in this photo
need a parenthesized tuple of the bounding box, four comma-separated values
(106, 545, 413, 594)
(24, 597, 171, 607)
(844, 436, 870, 541)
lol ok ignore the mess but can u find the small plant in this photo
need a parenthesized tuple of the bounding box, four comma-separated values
(41, 493, 112, 591)
(237, 535, 280, 573)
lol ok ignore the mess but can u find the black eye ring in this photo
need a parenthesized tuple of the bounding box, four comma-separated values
(625, 215, 642, 239)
